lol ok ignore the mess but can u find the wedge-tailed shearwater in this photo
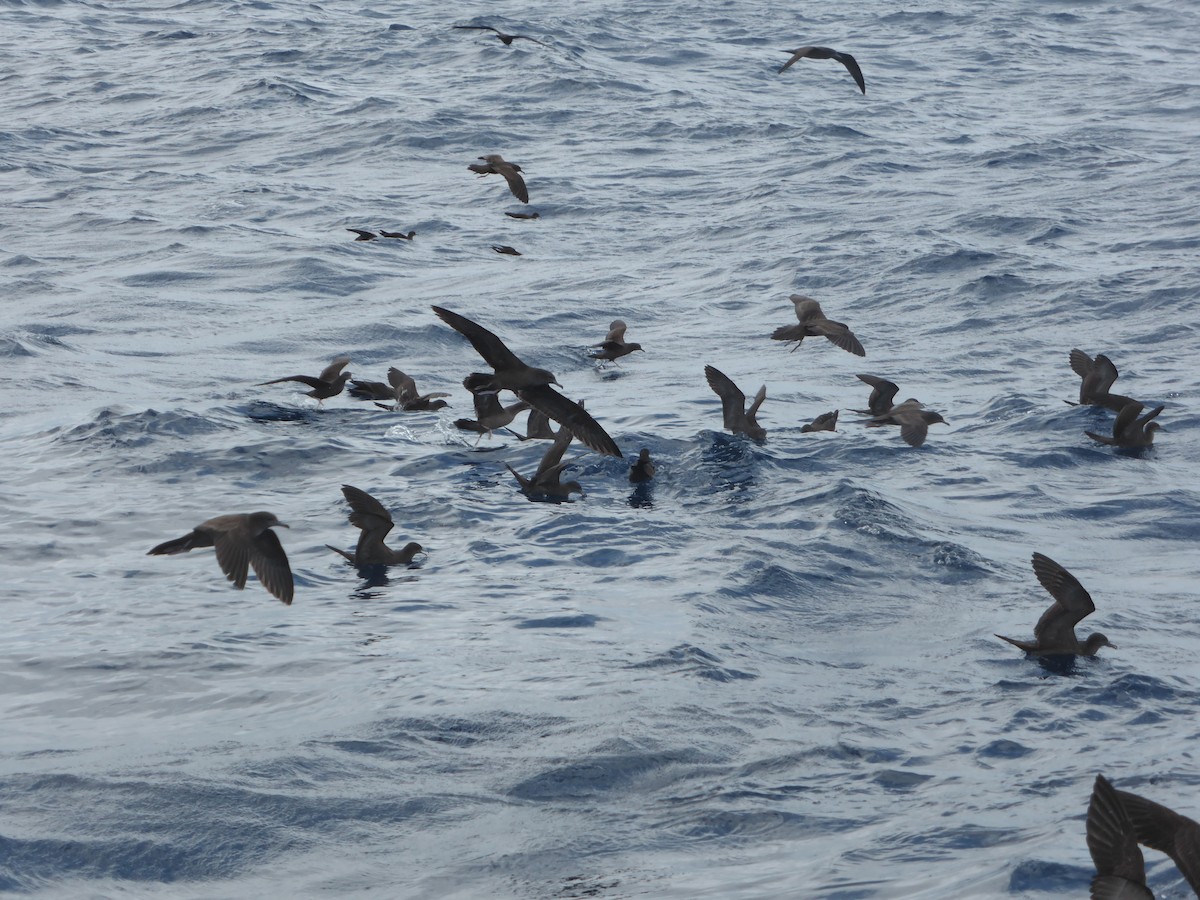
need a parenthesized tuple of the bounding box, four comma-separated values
(455, 380, 532, 443)
(1088, 775, 1153, 900)
(506, 212, 540, 220)
(995, 552, 1114, 657)
(492, 245, 522, 256)
(432, 306, 622, 457)
(347, 228, 377, 241)
(801, 410, 839, 433)
(705, 365, 767, 441)
(350, 368, 450, 411)
(326, 485, 422, 566)
(865, 400, 946, 447)
(629, 448, 656, 483)
(379, 229, 416, 240)
(505, 421, 583, 500)
(771, 296, 865, 356)
(147, 511, 293, 604)
(468, 154, 529, 203)
(778, 46, 866, 94)
(453, 24, 547, 47)
(259, 355, 352, 403)
(854, 374, 900, 416)
(1086, 401, 1164, 449)
(1068, 349, 1136, 412)
(589, 320, 643, 363)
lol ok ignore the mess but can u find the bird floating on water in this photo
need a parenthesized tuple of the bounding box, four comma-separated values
(506, 421, 584, 500)
(379, 229, 415, 240)
(705, 365, 767, 441)
(492, 244, 522, 256)
(326, 485, 422, 566)
(1067, 349, 1136, 412)
(801, 410, 839, 433)
(506, 211, 540, 220)
(1086, 401, 1164, 449)
(259, 355, 352, 403)
(468, 154, 529, 203)
(147, 511, 293, 604)
(771, 296, 865, 357)
(778, 45, 866, 94)
(995, 552, 1114, 657)
(629, 448, 656, 483)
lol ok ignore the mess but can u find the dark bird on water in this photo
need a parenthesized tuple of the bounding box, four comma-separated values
(492, 245, 522, 256)
(778, 46, 866, 94)
(1086, 401, 1164, 449)
(259, 355, 352, 403)
(705, 365, 767, 441)
(453, 24, 547, 47)
(326, 485, 422, 566)
(995, 552, 1115, 657)
(347, 228, 377, 241)
(468, 154, 529, 203)
(350, 368, 450, 411)
(589, 320, 644, 363)
(1109, 781, 1200, 894)
(506, 212, 540, 220)
(865, 400, 947, 447)
(629, 448, 656, 483)
(1068, 349, 1136, 412)
(455, 381, 532, 444)
(379, 229, 416, 240)
(506, 421, 584, 500)
(432, 306, 622, 457)
(147, 511, 293, 605)
(1087, 775, 1154, 900)
(801, 410, 839, 433)
(771, 296, 865, 357)
(854, 374, 901, 416)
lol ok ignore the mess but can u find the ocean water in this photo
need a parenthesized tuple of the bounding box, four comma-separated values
(2, 0, 1199, 897)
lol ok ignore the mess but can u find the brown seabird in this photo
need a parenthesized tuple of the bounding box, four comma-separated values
(1088, 775, 1154, 900)
(326, 485, 422, 566)
(455, 379, 532, 443)
(379, 229, 416, 240)
(801, 410, 839, 433)
(350, 369, 449, 411)
(492, 244, 522, 256)
(505, 212, 540, 220)
(1068, 349, 1136, 412)
(778, 46, 866, 94)
(453, 24, 547, 47)
(432, 306, 622, 457)
(865, 400, 946, 447)
(259, 355, 352, 403)
(1112, 782, 1200, 893)
(147, 511, 293, 605)
(506, 421, 584, 500)
(771, 296, 865, 357)
(347, 228, 377, 241)
(995, 552, 1115, 657)
(468, 154, 529, 203)
(508, 408, 556, 441)
(854, 374, 901, 416)
(1086, 401, 1164, 449)
(629, 448, 656, 483)
(705, 365, 767, 441)
(589, 320, 644, 363)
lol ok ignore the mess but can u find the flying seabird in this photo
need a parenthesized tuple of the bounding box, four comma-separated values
(864, 400, 946, 447)
(995, 552, 1115, 657)
(1112, 782, 1200, 893)
(147, 511, 293, 605)
(771, 295, 865, 357)
(505, 421, 584, 500)
(326, 485, 422, 566)
(455, 380, 532, 443)
(1086, 401, 1164, 449)
(453, 24, 547, 47)
(854, 374, 901, 416)
(432, 306, 622, 457)
(704, 365, 767, 441)
(1067, 349, 1137, 412)
(347, 228, 377, 241)
(492, 245, 522, 256)
(350, 368, 450, 411)
(468, 154, 529, 203)
(506, 212, 540, 220)
(1088, 775, 1154, 900)
(629, 448, 656, 483)
(589, 320, 644, 363)
(379, 229, 416, 240)
(778, 46, 866, 94)
(801, 410, 839, 433)
(259, 355, 352, 403)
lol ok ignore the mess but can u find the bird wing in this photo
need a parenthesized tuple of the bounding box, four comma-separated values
(454, 25, 501, 34)
(505, 463, 535, 493)
(471, 389, 504, 420)
(248, 528, 293, 604)
(348, 380, 391, 401)
(388, 367, 419, 404)
(433, 306, 527, 372)
(605, 320, 628, 342)
(747, 384, 767, 419)
(1112, 401, 1146, 437)
(1138, 404, 1164, 427)
(497, 162, 529, 203)
(347, 228, 376, 240)
(1031, 552, 1095, 644)
(811, 318, 866, 356)
(896, 410, 930, 447)
(317, 355, 352, 383)
(513, 34, 548, 47)
(857, 374, 900, 413)
(526, 408, 554, 439)
(832, 51, 866, 94)
(1087, 776, 1148, 889)
(1090, 354, 1120, 395)
(1115, 789, 1200, 892)
(770, 324, 807, 346)
(705, 365, 747, 431)
(1070, 348, 1095, 379)
(535, 424, 574, 479)
(518, 384, 621, 457)
(259, 375, 324, 389)
(341, 485, 395, 533)
(777, 47, 813, 74)
(212, 528, 252, 590)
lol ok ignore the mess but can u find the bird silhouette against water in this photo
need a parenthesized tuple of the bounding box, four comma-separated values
(506, 421, 584, 500)
(1086, 401, 1164, 449)
(350, 368, 450, 412)
(326, 485, 422, 566)
(259, 355, 352, 403)
(801, 410, 839, 433)
(468, 154, 529, 203)
(705, 365, 767, 441)
(453, 24, 547, 47)
(629, 448, 656, 483)
(865, 400, 946, 447)
(589, 320, 644, 363)
(995, 552, 1114, 657)
(771, 296, 865, 357)
(778, 46, 866, 94)
(1111, 780, 1200, 894)
(1088, 775, 1154, 900)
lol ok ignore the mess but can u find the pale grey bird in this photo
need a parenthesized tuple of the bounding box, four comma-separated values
(771, 295, 865, 357)
(589, 320, 644, 363)
(326, 485, 422, 566)
(778, 46, 866, 94)
(1088, 775, 1154, 900)
(995, 552, 1115, 657)
(147, 512, 293, 604)
(259, 355, 352, 403)
(1086, 401, 1164, 449)
(705, 365, 767, 441)
(468, 154, 529, 203)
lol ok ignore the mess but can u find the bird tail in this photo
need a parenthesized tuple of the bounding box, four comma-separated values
(325, 544, 356, 563)
(147, 533, 199, 556)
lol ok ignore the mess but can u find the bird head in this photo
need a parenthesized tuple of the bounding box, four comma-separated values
(250, 512, 288, 531)
(1084, 633, 1115, 654)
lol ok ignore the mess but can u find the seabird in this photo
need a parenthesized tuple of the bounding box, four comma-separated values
(854, 374, 901, 416)
(778, 46, 866, 94)
(801, 410, 839, 433)
(865, 400, 946, 447)
(629, 448, 656, 483)
(505, 421, 584, 500)
(347, 228, 377, 241)
(147, 511, 293, 605)
(326, 485, 422, 566)
(453, 24, 547, 47)
(704, 365, 767, 441)
(771, 295, 865, 357)
(259, 355, 352, 403)
(1086, 401, 1164, 449)
(492, 244, 522, 256)
(455, 380, 532, 443)
(379, 229, 416, 240)
(506, 212, 540, 220)
(468, 154, 529, 203)
(432, 306, 622, 457)
(1112, 782, 1200, 893)
(508, 408, 556, 441)
(589, 320, 644, 363)
(1068, 349, 1136, 412)
(1088, 775, 1154, 900)
(995, 552, 1115, 657)
(350, 368, 450, 411)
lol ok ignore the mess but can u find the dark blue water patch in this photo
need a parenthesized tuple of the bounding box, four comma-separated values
(57, 407, 234, 450)
(872, 769, 934, 791)
(1007, 858, 1090, 892)
(514, 614, 602, 629)
(0, 337, 34, 357)
(957, 272, 1032, 300)
(508, 747, 710, 802)
(666, 809, 855, 843)
(977, 739, 1034, 760)
(626, 644, 757, 683)
(892, 247, 1001, 276)
(1077, 672, 1190, 709)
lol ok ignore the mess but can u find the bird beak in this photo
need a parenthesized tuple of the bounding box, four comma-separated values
(277, 523, 290, 529)
(1108, 642, 1118, 649)
(553, 380, 563, 388)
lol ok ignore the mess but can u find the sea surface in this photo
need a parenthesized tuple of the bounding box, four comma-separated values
(2, 0, 1199, 897)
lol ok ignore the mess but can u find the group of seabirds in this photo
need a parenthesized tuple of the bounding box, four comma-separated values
(143, 23, 1185, 896)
